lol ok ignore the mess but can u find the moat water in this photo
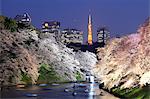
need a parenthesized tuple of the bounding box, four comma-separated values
(0, 82, 117, 99)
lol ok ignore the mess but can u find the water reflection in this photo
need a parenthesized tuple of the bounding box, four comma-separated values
(1, 80, 118, 99)
(88, 83, 94, 99)
(87, 76, 95, 99)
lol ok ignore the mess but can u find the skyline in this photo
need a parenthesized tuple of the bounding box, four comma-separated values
(1, 0, 150, 42)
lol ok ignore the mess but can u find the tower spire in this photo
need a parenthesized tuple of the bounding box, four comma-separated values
(88, 14, 91, 24)
(88, 14, 93, 45)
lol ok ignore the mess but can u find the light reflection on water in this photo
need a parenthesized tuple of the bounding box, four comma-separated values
(88, 83, 94, 99)
(88, 76, 95, 99)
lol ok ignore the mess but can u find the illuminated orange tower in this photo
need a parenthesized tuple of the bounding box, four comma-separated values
(88, 14, 93, 45)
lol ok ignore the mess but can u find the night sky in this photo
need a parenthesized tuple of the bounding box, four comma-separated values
(1, 0, 150, 42)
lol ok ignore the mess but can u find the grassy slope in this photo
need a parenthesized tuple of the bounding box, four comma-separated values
(37, 63, 61, 83)
(111, 86, 150, 99)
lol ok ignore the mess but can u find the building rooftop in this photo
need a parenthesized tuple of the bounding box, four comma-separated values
(97, 26, 109, 32)
(62, 28, 83, 34)
(42, 21, 60, 26)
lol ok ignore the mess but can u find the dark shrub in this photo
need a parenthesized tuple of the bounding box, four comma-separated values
(4, 17, 18, 32)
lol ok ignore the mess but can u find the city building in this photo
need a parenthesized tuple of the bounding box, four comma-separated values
(42, 21, 60, 32)
(65, 14, 110, 52)
(41, 21, 61, 41)
(61, 28, 83, 45)
(41, 21, 83, 45)
(97, 27, 110, 46)
(87, 14, 93, 45)
(39, 13, 111, 52)
(14, 13, 31, 26)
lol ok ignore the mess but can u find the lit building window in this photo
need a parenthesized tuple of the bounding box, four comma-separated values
(42, 26, 45, 29)
(45, 23, 49, 27)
